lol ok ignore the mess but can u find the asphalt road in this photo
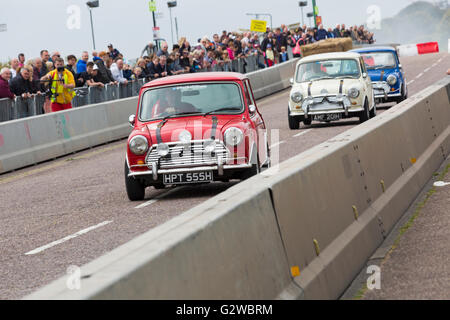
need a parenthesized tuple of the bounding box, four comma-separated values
(0, 52, 448, 300)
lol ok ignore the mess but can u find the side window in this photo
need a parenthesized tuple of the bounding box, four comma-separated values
(243, 80, 255, 106)
(359, 58, 366, 74)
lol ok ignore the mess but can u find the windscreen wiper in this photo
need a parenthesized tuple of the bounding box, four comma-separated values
(203, 107, 241, 116)
(162, 111, 204, 121)
(311, 76, 334, 81)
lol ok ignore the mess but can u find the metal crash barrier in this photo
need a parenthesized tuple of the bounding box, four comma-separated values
(0, 49, 295, 123)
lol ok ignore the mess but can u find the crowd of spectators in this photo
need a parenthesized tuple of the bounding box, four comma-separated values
(0, 23, 375, 104)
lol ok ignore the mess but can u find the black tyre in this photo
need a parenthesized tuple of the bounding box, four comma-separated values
(369, 104, 377, 118)
(288, 107, 300, 130)
(396, 84, 408, 103)
(262, 143, 271, 168)
(243, 155, 261, 180)
(124, 161, 146, 201)
(369, 94, 377, 118)
(153, 183, 166, 190)
(359, 99, 370, 123)
(303, 117, 312, 126)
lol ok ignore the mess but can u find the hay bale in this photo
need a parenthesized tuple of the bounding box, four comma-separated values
(301, 38, 353, 57)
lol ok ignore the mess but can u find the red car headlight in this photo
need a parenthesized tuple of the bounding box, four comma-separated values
(129, 135, 149, 155)
(224, 127, 244, 147)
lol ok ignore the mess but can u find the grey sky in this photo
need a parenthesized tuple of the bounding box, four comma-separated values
(0, 0, 432, 63)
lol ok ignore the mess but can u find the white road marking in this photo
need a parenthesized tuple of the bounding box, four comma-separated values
(25, 221, 113, 255)
(416, 73, 424, 79)
(432, 63, 438, 68)
(270, 141, 286, 148)
(293, 129, 312, 137)
(407, 80, 415, 85)
(134, 187, 181, 209)
(437, 58, 443, 63)
(433, 181, 450, 187)
(424, 67, 431, 73)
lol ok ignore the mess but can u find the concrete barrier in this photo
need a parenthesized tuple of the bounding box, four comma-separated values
(0, 61, 298, 174)
(26, 180, 300, 300)
(26, 76, 449, 300)
(248, 59, 299, 100)
(0, 97, 138, 173)
(264, 77, 450, 299)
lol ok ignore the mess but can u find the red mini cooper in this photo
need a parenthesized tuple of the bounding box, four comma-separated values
(125, 72, 270, 201)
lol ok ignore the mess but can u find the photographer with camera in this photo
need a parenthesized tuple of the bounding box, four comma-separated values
(40, 57, 76, 112)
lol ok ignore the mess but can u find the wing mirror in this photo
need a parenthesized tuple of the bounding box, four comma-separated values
(398, 64, 402, 69)
(128, 114, 136, 127)
(289, 78, 294, 85)
(249, 104, 257, 114)
(362, 72, 368, 79)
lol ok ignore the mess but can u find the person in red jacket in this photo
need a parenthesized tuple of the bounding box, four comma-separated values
(0, 68, 15, 99)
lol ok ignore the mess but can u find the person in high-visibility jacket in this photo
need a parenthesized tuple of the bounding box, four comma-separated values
(40, 57, 75, 112)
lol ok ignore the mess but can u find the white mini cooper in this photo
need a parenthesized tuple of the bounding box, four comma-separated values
(288, 52, 376, 129)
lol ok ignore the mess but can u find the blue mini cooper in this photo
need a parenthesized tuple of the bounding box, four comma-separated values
(351, 46, 408, 104)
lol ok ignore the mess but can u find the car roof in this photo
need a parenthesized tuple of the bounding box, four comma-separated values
(298, 52, 362, 64)
(350, 46, 397, 53)
(142, 72, 247, 88)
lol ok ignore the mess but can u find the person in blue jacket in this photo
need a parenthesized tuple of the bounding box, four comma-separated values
(316, 24, 328, 41)
(76, 51, 89, 73)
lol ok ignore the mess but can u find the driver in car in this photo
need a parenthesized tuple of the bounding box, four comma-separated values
(302, 62, 328, 81)
(153, 88, 197, 117)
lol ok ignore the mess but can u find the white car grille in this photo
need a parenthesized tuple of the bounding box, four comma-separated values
(146, 140, 230, 169)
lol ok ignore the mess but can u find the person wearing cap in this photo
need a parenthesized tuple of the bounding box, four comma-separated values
(265, 43, 275, 67)
(88, 63, 105, 88)
(50, 51, 61, 65)
(108, 44, 121, 61)
(76, 62, 104, 88)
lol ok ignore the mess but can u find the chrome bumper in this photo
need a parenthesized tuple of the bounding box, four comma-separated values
(128, 163, 253, 178)
(372, 81, 401, 99)
(301, 95, 352, 118)
(374, 92, 401, 99)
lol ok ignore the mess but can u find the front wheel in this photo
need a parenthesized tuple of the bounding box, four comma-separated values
(369, 103, 377, 118)
(288, 107, 300, 130)
(396, 84, 408, 103)
(124, 161, 146, 201)
(243, 155, 261, 180)
(359, 99, 370, 123)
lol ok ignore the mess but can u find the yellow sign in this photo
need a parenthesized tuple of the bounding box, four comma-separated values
(250, 20, 267, 33)
(149, 1, 156, 12)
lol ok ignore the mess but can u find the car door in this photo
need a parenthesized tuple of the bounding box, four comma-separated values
(360, 57, 373, 107)
(244, 79, 268, 165)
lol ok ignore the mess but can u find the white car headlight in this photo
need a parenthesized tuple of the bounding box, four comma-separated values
(204, 140, 216, 153)
(129, 135, 149, 155)
(224, 127, 244, 146)
(178, 130, 192, 143)
(290, 91, 303, 103)
(348, 87, 360, 99)
(387, 75, 397, 86)
(157, 143, 170, 157)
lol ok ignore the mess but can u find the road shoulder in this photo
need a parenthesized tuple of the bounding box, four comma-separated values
(341, 155, 450, 300)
